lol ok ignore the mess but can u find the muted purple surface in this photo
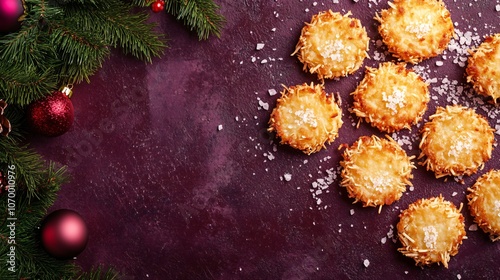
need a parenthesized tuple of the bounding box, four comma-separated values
(32, 1, 500, 279)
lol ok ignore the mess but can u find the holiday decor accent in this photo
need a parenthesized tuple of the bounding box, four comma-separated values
(0, 0, 25, 33)
(27, 87, 74, 137)
(0, 171, 7, 194)
(0, 99, 11, 136)
(0, 0, 223, 278)
(151, 0, 165, 13)
(40, 209, 89, 259)
(164, 0, 225, 40)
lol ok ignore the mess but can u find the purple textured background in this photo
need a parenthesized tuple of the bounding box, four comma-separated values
(32, 1, 500, 279)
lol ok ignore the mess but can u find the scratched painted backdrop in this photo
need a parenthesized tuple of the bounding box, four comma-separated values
(32, 1, 500, 279)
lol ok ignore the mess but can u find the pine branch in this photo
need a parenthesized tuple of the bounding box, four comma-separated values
(0, 23, 54, 71)
(0, 64, 57, 106)
(0, 141, 75, 279)
(54, 0, 101, 6)
(49, 20, 110, 84)
(0, 0, 165, 106)
(60, 0, 165, 63)
(130, 0, 154, 7)
(76, 266, 122, 280)
(165, 0, 225, 40)
(0, 136, 68, 199)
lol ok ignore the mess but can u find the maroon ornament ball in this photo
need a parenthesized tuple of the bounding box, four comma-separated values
(0, 0, 25, 33)
(27, 90, 74, 137)
(40, 209, 88, 259)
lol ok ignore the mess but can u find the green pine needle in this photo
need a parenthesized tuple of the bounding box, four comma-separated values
(166, 0, 225, 40)
(0, 136, 75, 279)
(76, 266, 122, 280)
(60, 0, 165, 63)
(0, 0, 165, 106)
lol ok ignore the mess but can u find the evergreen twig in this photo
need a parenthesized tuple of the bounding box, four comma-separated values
(76, 266, 122, 280)
(0, 0, 165, 106)
(61, 0, 165, 63)
(0, 136, 76, 279)
(165, 0, 225, 40)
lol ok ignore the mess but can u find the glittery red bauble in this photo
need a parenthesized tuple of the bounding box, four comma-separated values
(40, 209, 88, 259)
(0, 0, 25, 33)
(151, 0, 165, 13)
(27, 91, 74, 137)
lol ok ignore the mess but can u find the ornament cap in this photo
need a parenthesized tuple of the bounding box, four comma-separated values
(60, 85, 73, 98)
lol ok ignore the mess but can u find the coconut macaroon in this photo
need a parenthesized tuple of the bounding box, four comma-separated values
(466, 34, 500, 104)
(467, 170, 500, 242)
(292, 10, 369, 80)
(419, 105, 495, 179)
(397, 195, 466, 268)
(352, 62, 430, 133)
(375, 0, 454, 64)
(268, 83, 343, 155)
(339, 135, 415, 212)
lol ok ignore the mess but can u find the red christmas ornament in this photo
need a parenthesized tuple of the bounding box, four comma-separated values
(0, 0, 25, 33)
(40, 209, 88, 259)
(27, 87, 74, 137)
(151, 0, 165, 13)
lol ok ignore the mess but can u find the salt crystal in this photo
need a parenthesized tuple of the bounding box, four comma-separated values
(268, 89, 278, 96)
(266, 152, 275, 161)
(258, 99, 269, 110)
(350, 209, 355, 215)
(256, 43, 265, 50)
(261, 59, 268, 64)
(496, 4, 500, 12)
(381, 237, 387, 244)
(363, 259, 370, 268)
(495, 125, 500, 135)
(457, 274, 462, 280)
(217, 124, 223, 131)
(436, 61, 444, 66)
(469, 224, 478, 231)
(284, 173, 292, 181)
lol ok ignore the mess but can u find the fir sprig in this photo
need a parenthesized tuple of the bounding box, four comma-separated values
(0, 136, 75, 279)
(76, 266, 121, 280)
(0, 0, 225, 278)
(166, 0, 225, 40)
(60, 1, 165, 63)
(0, 0, 165, 106)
